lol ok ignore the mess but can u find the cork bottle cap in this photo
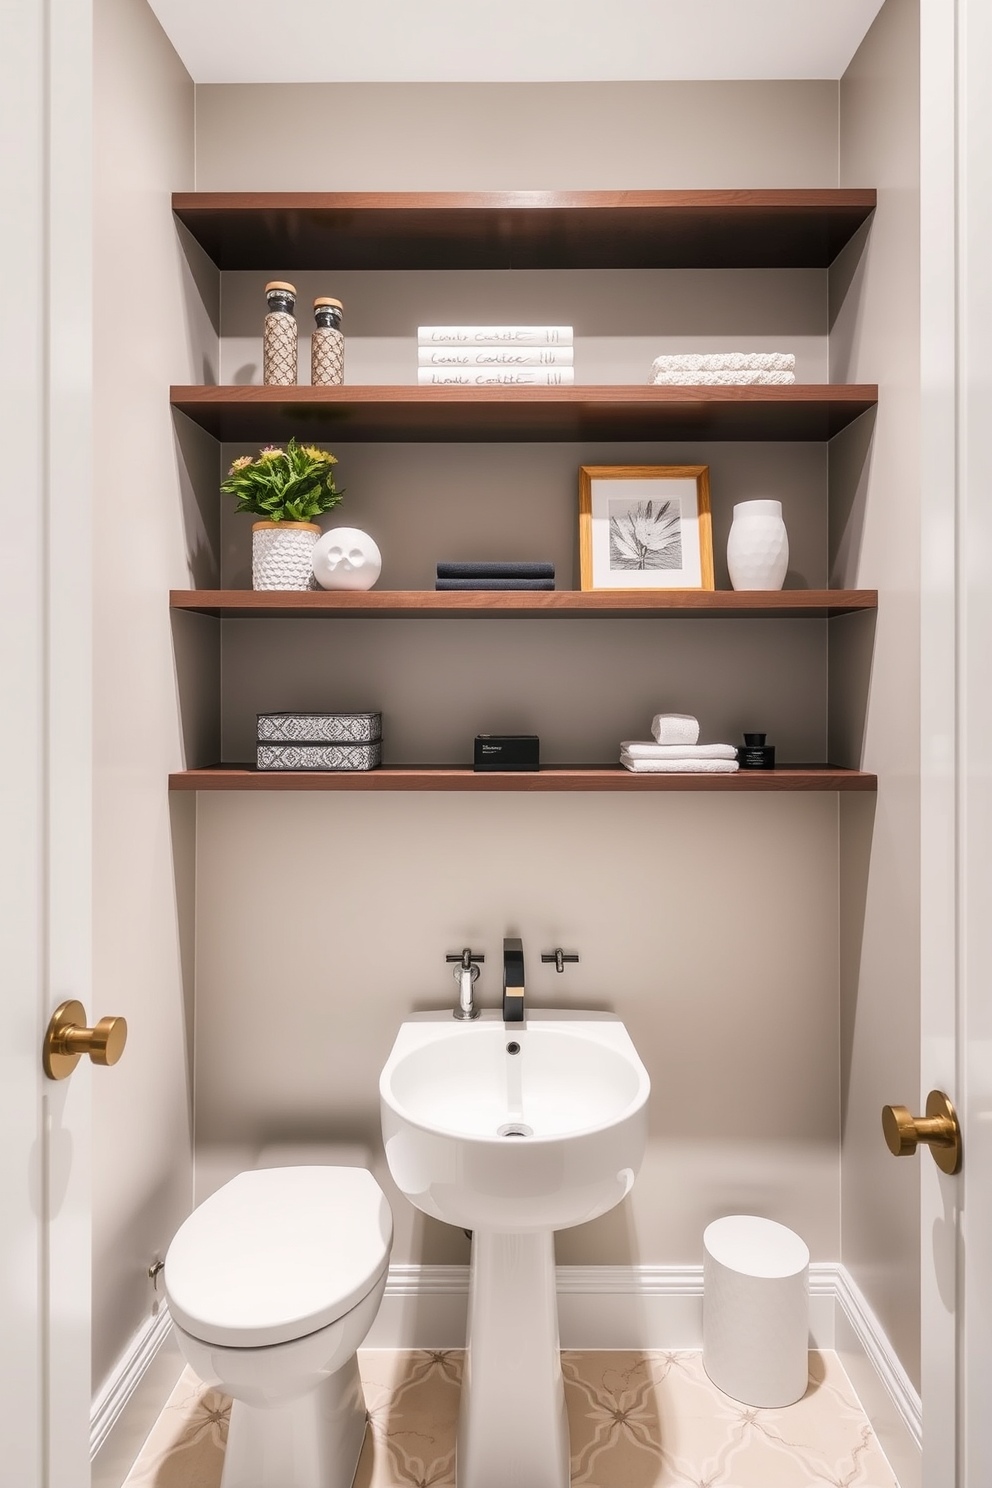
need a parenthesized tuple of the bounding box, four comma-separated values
(314, 297, 343, 309)
(265, 281, 297, 295)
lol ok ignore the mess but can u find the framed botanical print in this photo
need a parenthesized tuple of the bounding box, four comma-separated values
(579, 465, 714, 591)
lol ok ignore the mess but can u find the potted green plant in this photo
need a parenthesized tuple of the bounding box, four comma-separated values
(222, 439, 344, 590)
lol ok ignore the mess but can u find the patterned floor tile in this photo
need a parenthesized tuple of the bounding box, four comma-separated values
(121, 1350, 900, 1488)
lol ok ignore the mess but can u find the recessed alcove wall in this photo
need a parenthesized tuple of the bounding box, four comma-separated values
(215, 435, 832, 764)
(218, 267, 829, 387)
(183, 78, 851, 1294)
(209, 263, 834, 764)
(193, 789, 841, 1268)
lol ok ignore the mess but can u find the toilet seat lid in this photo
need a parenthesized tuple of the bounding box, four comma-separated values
(164, 1167, 393, 1348)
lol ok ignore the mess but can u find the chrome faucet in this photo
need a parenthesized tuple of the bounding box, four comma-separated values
(503, 937, 525, 1022)
(446, 948, 484, 1020)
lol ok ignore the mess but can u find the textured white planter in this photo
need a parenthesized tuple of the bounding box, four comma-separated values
(251, 521, 319, 591)
(726, 499, 789, 591)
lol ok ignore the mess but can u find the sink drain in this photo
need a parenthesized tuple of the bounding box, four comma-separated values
(498, 1122, 533, 1138)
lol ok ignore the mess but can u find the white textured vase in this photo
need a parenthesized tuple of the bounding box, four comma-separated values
(726, 500, 789, 591)
(251, 521, 319, 591)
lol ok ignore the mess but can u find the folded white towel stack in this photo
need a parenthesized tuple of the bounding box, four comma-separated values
(624, 715, 739, 773)
(650, 370, 796, 386)
(651, 353, 796, 373)
(651, 713, 700, 746)
(621, 741, 738, 760)
(620, 753, 739, 774)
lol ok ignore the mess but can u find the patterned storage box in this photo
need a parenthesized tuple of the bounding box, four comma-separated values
(257, 741, 382, 772)
(256, 711, 382, 745)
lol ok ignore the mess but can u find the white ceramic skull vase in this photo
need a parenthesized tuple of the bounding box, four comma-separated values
(312, 527, 383, 590)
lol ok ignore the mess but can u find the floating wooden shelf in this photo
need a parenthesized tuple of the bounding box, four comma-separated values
(172, 189, 876, 271)
(169, 765, 877, 794)
(170, 384, 877, 444)
(170, 589, 878, 619)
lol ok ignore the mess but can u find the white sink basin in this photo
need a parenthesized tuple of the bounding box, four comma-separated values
(380, 1006, 650, 1488)
(379, 1008, 650, 1233)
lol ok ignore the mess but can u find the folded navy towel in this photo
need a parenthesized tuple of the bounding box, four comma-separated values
(436, 561, 555, 579)
(435, 578, 555, 590)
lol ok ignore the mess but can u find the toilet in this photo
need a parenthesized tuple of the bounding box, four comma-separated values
(164, 1166, 392, 1488)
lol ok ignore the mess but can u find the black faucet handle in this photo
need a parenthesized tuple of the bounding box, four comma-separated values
(541, 949, 579, 974)
(446, 948, 485, 968)
(502, 936, 525, 1022)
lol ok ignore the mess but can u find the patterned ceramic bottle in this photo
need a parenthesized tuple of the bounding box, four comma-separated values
(263, 281, 298, 385)
(311, 297, 345, 385)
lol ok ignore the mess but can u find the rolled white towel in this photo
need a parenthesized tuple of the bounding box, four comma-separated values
(650, 370, 796, 386)
(620, 752, 739, 774)
(651, 352, 796, 373)
(651, 713, 700, 746)
(622, 741, 738, 760)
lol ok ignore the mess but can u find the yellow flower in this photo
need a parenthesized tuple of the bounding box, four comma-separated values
(302, 444, 337, 464)
(228, 455, 252, 473)
(259, 446, 283, 461)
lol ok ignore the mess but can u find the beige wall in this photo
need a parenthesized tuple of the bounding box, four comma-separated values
(92, 0, 218, 1389)
(832, 0, 922, 1385)
(194, 792, 841, 1267)
(195, 81, 839, 193)
(191, 79, 845, 1273)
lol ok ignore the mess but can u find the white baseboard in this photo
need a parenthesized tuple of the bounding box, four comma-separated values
(95, 1263, 921, 1488)
(368, 1260, 838, 1351)
(90, 1305, 184, 1488)
(91, 1303, 174, 1458)
(831, 1267, 922, 1488)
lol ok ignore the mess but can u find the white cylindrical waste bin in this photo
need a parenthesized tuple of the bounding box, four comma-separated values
(702, 1215, 809, 1407)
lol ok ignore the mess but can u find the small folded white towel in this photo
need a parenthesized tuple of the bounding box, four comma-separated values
(621, 741, 738, 760)
(620, 752, 739, 774)
(651, 713, 700, 746)
(650, 370, 796, 386)
(651, 352, 796, 373)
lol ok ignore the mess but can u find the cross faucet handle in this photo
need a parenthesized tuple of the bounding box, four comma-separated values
(541, 948, 579, 974)
(446, 948, 485, 967)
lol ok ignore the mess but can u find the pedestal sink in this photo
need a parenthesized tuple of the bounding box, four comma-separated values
(379, 1009, 650, 1488)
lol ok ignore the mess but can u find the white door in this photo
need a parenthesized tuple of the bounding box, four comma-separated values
(1, 0, 95, 1483)
(953, 0, 992, 1479)
(920, 1, 992, 1484)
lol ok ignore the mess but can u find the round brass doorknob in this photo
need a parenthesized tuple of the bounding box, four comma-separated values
(881, 1089, 961, 1175)
(43, 1000, 128, 1081)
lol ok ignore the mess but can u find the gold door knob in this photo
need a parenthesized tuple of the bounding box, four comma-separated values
(881, 1089, 961, 1175)
(43, 999, 128, 1081)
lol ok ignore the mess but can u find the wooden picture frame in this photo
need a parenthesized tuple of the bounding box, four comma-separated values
(579, 465, 714, 591)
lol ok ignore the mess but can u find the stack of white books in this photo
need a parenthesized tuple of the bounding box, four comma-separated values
(417, 326, 574, 386)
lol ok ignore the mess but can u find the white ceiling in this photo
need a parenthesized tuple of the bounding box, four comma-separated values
(147, 0, 887, 85)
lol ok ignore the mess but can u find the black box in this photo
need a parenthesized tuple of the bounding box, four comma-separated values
(474, 734, 540, 772)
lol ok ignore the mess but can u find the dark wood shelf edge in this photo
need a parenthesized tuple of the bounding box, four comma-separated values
(168, 765, 877, 793)
(173, 188, 878, 210)
(168, 384, 879, 443)
(170, 383, 879, 405)
(171, 189, 877, 271)
(169, 589, 878, 619)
